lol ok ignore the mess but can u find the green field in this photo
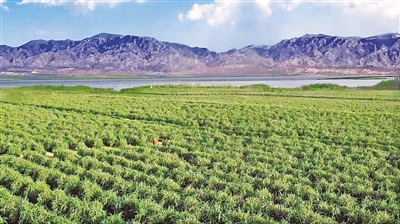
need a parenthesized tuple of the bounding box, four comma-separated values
(1, 85, 399, 223)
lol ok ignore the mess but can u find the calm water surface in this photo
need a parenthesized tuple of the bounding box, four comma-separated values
(0, 76, 392, 91)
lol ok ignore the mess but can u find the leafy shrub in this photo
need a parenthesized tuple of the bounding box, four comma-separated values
(301, 83, 349, 90)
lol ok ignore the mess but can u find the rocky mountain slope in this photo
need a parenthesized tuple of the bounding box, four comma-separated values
(1, 33, 399, 75)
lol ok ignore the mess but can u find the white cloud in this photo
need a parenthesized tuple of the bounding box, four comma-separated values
(294, 0, 400, 19)
(19, 0, 63, 7)
(285, 0, 303, 11)
(186, 3, 207, 20)
(332, 1, 399, 19)
(256, 0, 272, 16)
(178, 0, 301, 26)
(180, 1, 239, 26)
(1, 0, 9, 10)
(180, 0, 399, 26)
(178, 13, 184, 21)
(18, 0, 131, 11)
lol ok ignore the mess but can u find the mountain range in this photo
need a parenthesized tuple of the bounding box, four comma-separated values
(1, 33, 400, 75)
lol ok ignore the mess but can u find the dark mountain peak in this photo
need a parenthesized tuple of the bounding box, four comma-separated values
(225, 48, 237, 54)
(191, 46, 215, 57)
(240, 45, 270, 56)
(0, 45, 12, 52)
(1, 32, 399, 75)
(364, 33, 400, 40)
(17, 40, 56, 56)
(88, 33, 123, 40)
(273, 33, 359, 50)
(243, 44, 270, 49)
(74, 33, 163, 55)
(360, 33, 400, 47)
(82, 33, 125, 46)
(289, 33, 361, 43)
(279, 34, 333, 44)
(164, 42, 217, 58)
(300, 33, 330, 39)
(266, 32, 400, 66)
(21, 39, 49, 47)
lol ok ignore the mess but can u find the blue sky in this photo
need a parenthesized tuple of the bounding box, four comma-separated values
(1, 0, 399, 52)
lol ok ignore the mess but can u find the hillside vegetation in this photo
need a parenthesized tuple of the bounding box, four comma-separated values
(359, 79, 400, 90)
(1, 85, 399, 223)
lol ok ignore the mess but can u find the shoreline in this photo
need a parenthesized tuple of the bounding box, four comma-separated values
(0, 73, 396, 81)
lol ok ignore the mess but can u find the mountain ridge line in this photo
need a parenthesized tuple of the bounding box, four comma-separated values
(1, 32, 399, 75)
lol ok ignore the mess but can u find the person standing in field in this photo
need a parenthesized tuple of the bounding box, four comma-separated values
(152, 138, 157, 146)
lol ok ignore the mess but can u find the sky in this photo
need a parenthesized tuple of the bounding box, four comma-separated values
(1, 0, 400, 52)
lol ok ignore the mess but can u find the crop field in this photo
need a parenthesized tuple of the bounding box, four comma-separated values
(0, 84, 399, 223)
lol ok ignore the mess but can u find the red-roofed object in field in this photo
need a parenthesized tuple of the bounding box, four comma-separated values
(152, 138, 157, 145)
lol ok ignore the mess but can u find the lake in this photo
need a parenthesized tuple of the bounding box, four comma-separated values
(0, 76, 393, 90)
